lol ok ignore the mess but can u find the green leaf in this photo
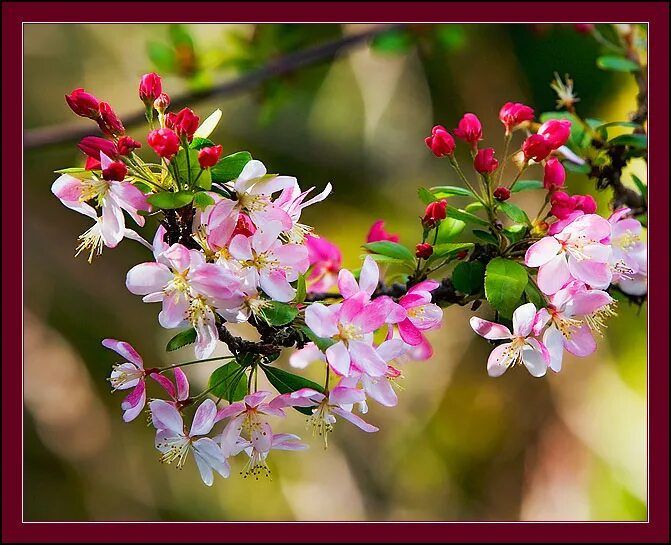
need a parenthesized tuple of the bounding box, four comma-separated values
(429, 242, 474, 261)
(189, 137, 215, 150)
(452, 261, 485, 295)
(631, 174, 647, 197)
(147, 190, 194, 209)
(147, 41, 176, 72)
(485, 258, 529, 317)
(503, 224, 528, 244)
(362, 241, 414, 262)
(295, 274, 307, 305)
(510, 180, 543, 193)
(445, 205, 489, 226)
(498, 201, 530, 225)
(301, 326, 336, 352)
(210, 151, 253, 183)
(174, 148, 211, 190)
(166, 328, 197, 352)
(418, 186, 437, 204)
(595, 121, 642, 131)
(524, 282, 546, 309)
(430, 185, 474, 198)
(261, 366, 324, 415)
(464, 201, 485, 213)
(563, 161, 591, 174)
(436, 217, 466, 242)
(596, 55, 640, 73)
(259, 301, 299, 326)
(193, 191, 215, 210)
(208, 362, 247, 402)
(472, 230, 498, 245)
(371, 29, 413, 54)
(608, 133, 647, 149)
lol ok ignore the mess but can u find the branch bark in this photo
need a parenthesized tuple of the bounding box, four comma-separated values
(24, 24, 405, 150)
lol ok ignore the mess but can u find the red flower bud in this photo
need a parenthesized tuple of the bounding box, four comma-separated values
(425, 125, 455, 157)
(117, 136, 142, 156)
(422, 199, 447, 228)
(574, 194, 597, 214)
(543, 158, 566, 191)
(102, 161, 128, 181)
(538, 119, 571, 149)
(139, 73, 162, 105)
(456, 250, 469, 260)
(522, 134, 553, 162)
(493, 187, 511, 201)
(453, 113, 483, 147)
(166, 108, 200, 141)
(78, 136, 118, 160)
(148, 128, 181, 159)
(550, 191, 576, 219)
(367, 220, 400, 243)
(499, 102, 534, 135)
(97, 102, 125, 137)
(474, 147, 499, 174)
(65, 88, 100, 119)
(154, 93, 171, 114)
(574, 23, 594, 34)
(415, 243, 433, 259)
(198, 145, 223, 169)
(232, 214, 256, 238)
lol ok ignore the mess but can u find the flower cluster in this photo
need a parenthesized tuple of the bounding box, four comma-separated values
(53, 71, 646, 486)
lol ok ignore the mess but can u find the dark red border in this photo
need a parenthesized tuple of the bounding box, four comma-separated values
(5, 2, 669, 543)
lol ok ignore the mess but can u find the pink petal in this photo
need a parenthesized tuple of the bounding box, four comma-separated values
(486, 343, 516, 377)
(100, 200, 125, 247)
(525, 236, 561, 267)
(229, 234, 253, 261)
(122, 388, 146, 422)
(159, 292, 189, 329)
(174, 368, 190, 401)
(329, 385, 365, 406)
(469, 317, 512, 340)
(51, 174, 83, 202)
(521, 345, 548, 377)
(305, 303, 339, 338)
(564, 323, 596, 357)
(250, 421, 274, 453)
(194, 314, 219, 360)
(362, 375, 398, 407)
(102, 338, 144, 368)
(126, 262, 172, 295)
(326, 341, 351, 376)
(512, 303, 537, 337)
(163, 244, 192, 273)
(543, 327, 565, 372)
(568, 256, 612, 290)
(351, 298, 388, 333)
(259, 269, 296, 302)
(348, 340, 387, 377)
(376, 339, 406, 362)
(398, 318, 423, 346)
(331, 407, 378, 432)
(190, 399, 217, 436)
(234, 160, 267, 192)
(150, 399, 184, 433)
(150, 372, 176, 398)
(537, 254, 571, 295)
(358, 256, 379, 297)
(121, 381, 146, 411)
(338, 269, 360, 299)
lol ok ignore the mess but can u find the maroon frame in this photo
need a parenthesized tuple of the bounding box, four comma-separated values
(3, 2, 668, 542)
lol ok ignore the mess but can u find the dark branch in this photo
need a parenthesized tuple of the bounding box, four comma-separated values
(24, 24, 405, 150)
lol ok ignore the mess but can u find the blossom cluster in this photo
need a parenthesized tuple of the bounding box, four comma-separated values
(52, 71, 646, 486)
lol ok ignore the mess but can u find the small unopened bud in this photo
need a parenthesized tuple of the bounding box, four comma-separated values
(425, 125, 456, 157)
(543, 158, 566, 191)
(139, 73, 162, 105)
(117, 136, 142, 156)
(65, 88, 100, 119)
(474, 148, 499, 174)
(148, 128, 180, 159)
(415, 243, 433, 259)
(198, 145, 223, 168)
(154, 93, 171, 114)
(453, 113, 483, 148)
(422, 199, 447, 229)
(493, 187, 511, 201)
(499, 102, 534, 135)
(102, 161, 128, 181)
(97, 102, 125, 137)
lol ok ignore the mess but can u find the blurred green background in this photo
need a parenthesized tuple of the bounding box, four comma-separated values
(23, 23, 647, 521)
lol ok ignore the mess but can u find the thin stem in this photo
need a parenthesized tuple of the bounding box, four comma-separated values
(324, 362, 331, 392)
(158, 355, 234, 373)
(508, 162, 528, 192)
(496, 134, 512, 187)
(448, 157, 487, 206)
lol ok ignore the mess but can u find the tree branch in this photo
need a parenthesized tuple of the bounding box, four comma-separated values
(24, 24, 405, 150)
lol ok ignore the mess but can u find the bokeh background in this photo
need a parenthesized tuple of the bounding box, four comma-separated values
(23, 23, 647, 521)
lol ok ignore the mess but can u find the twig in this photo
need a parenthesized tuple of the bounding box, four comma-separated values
(24, 24, 405, 150)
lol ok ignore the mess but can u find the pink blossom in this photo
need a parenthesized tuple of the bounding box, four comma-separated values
(366, 220, 400, 243)
(470, 303, 550, 377)
(537, 119, 572, 149)
(607, 208, 647, 295)
(396, 280, 443, 346)
(499, 102, 534, 135)
(533, 281, 616, 371)
(543, 158, 566, 191)
(453, 113, 483, 147)
(151, 399, 229, 486)
(151, 368, 190, 408)
(103, 339, 148, 422)
(346, 339, 406, 408)
(274, 180, 332, 243)
(126, 243, 243, 358)
(306, 234, 342, 293)
(473, 147, 499, 174)
(425, 125, 456, 157)
(525, 214, 612, 294)
(229, 220, 309, 302)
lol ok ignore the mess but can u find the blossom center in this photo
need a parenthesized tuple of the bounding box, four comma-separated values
(337, 323, 364, 342)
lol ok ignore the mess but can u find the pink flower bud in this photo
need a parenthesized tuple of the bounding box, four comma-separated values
(493, 187, 511, 201)
(65, 88, 100, 119)
(102, 161, 128, 181)
(543, 158, 566, 191)
(78, 136, 118, 160)
(166, 108, 199, 141)
(366, 220, 400, 243)
(453, 113, 483, 147)
(197, 145, 223, 169)
(117, 136, 142, 156)
(139, 73, 162, 105)
(538, 119, 571, 149)
(574, 194, 597, 214)
(148, 128, 180, 159)
(550, 191, 577, 219)
(154, 93, 171, 114)
(499, 102, 534, 135)
(97, 102, 125, 137)
(474, 147, 499, 174)
(425, 125, 455, 157)
(415, 243, 433, 259)
(422, 199, 447, 229)
(522, 134, 553, 162)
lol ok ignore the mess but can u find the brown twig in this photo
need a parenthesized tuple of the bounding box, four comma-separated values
(24, 24, 405, 150)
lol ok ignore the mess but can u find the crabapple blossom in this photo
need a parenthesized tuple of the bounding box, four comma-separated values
(474, 147, 499, 174)
(139, 72, 162, 105)
(499, 102, 534, 134)
(366, 220, 400, 243)
(103, 339, 148, 422)
(607, 208, 647, 295)
(543, 158, 566, 191)
(274, 179, 333, 243)
(525, 213, 613, 294)
(425, 125, 456, 157)
(305, 234, 342, 293)
(395, 280, 443, 346)
(470, 303, 550, 377)
(453, 113, 483, 147)
(537, 119, 572, 149)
